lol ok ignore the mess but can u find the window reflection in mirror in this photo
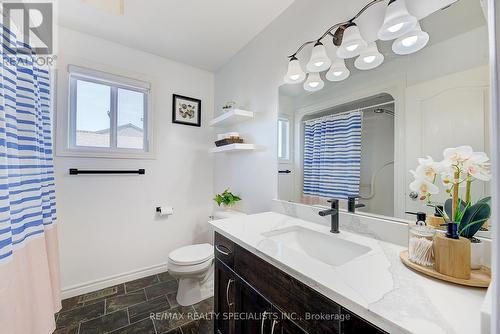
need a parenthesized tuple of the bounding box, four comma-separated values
(277, 0, 491, 237)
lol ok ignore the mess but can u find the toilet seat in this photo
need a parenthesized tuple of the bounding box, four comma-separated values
(168, 243, 213, 266)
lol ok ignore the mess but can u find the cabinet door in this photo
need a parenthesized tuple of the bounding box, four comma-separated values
(214, 259, 236, 334)
(341, 308, 387, 334)
(276, 314, 308, 334)
(235, 278, 273, 334)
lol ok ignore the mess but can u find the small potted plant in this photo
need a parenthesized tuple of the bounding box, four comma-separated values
(409, 146, 491, 269)
(214, 189, 241, 210)
(222, 101, 236, 113)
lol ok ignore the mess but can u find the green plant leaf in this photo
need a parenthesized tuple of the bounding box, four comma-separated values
(477, 196, 491, 205)
(444, 198, 467, 222)
(459, 219, 488, 239)
(214, 194, 223, 206)
(213, 189, 242, 207)
(459, 202, 491, 238)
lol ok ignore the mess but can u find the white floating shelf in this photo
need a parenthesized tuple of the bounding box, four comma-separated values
(210, 109, 254, 127)
(210, 143, 255, 153)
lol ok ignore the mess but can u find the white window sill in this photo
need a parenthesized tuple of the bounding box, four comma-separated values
(56, 148, 156, 160)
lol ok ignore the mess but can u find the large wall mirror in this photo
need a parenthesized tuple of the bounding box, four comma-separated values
(277, 0, 491, 237)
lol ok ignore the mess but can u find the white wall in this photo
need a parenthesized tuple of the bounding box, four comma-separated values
(55, 27, 214, 295)
(359, 113, 395, 217)
(214, 0, 374, 213)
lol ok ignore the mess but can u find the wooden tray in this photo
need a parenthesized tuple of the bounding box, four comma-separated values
(400, 250, 491, 288)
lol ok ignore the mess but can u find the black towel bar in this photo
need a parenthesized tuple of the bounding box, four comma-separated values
(69, 169, 145, 175)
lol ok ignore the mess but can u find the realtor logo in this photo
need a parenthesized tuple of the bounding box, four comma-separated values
(2, 1, 54, 55)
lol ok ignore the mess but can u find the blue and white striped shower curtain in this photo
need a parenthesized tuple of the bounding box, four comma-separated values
(303, 111, 362, 199)
(0, 26, 56, 262)
(0, 24, 60, 334)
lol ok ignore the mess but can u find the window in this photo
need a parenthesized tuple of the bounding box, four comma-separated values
(278, 116, 290, 161)
(68, 65, 151, 157)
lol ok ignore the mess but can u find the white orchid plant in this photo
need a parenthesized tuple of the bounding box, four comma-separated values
(409, 146, 491, 239)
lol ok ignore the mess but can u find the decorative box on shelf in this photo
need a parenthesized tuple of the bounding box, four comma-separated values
(215, 138, 244, 147)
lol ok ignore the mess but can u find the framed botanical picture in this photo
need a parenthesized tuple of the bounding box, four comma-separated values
(172, 94, 201, 127)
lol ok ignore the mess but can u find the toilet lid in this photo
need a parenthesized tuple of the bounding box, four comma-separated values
(168, 243, 213, 266)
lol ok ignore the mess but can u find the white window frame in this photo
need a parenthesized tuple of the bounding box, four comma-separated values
(278, 115, 291, 162)
(64, 65, 154, 159)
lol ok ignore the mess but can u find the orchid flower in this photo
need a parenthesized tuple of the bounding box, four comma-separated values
(443, 145, 474, 164)
(464, 152, 491, 181)
(409, 146, 491, 206)
(409, 177, 439, 200)
(415, 156, 441, 181)
(409, 147, 492, 238)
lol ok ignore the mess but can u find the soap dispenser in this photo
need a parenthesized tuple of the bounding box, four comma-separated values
(426, 205, 445, 229)
(406, 212, 435, 267)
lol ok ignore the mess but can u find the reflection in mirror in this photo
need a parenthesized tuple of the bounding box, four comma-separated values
(277, 0, 491, 236)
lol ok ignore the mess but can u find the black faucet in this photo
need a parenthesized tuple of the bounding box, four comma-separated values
(319, 199, 339, 233)
(348, 196, 365, 213)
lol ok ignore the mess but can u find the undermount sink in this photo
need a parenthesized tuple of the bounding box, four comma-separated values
(262, 226, 371, 266)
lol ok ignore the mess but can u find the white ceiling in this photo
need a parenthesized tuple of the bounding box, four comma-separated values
(57, 0, 295, 71)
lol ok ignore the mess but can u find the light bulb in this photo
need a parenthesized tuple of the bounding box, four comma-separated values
(303, 72, 324, 92)
(306, 42, 332, 72)
(326, 56, 350, 82)
(354, 42, 384, 70)
(284, 57, 306, 84)
(387, 22, 404, 33)
(392, 23, 429, 55)
(346, 44, 359, 52)
(363, 55, 376, 63)
(336, 24, 367, 59)
(378, 0, 417, 41)
(402, 35, 418, 47)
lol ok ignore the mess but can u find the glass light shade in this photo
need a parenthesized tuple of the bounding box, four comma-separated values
(378, 0, 417, 41)
(306, 42, 332, 72)
(336, 24, 367, 59)
(284, 57, 306, 84)
(303, 72, 324, 92)
(392, 23, 429, 55)
(326, 58, 350, 82)
(354, 42, 384, 70)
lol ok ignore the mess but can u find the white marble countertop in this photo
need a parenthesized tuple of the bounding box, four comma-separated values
(209, 212, 487, 334)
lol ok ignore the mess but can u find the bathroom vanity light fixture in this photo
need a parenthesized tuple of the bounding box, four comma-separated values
(306, 42, 332, 72)
(284, 56, 306, 84)
(355, 42, 384, 70)
(377, 0, 417, 41)
(284, 0, 450, 92)
(326, 57, 350, 82)
(303, 72, 324, 92)
(336, 23, 367, 59)
(392, 23, 429, 55)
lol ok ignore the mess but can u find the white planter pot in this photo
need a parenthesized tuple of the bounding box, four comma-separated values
(470, 239, 483, 270)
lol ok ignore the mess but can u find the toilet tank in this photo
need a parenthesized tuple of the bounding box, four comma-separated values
(212, 210, 246, 220)
(208, 210, 246, 244)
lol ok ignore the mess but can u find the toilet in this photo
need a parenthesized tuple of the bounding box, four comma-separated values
(167, 210, 245, 306)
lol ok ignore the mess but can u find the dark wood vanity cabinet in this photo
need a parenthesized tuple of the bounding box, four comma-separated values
(234, 277, 272, 334)
(214, 232, 387, 334)
(214, 259, 234, 334)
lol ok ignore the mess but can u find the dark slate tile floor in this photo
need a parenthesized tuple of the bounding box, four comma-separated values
(54, 272, 214, 334)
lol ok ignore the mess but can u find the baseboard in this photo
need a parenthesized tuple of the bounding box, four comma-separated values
(61, 262, 168, 299)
